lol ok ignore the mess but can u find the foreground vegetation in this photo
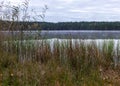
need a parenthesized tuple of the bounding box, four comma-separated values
(0, 39, 120, 86)
(0, 0, 120, 86)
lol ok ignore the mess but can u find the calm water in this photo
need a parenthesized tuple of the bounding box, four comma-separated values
(1, 30, 120, 39)
(1, 30, 120, 66)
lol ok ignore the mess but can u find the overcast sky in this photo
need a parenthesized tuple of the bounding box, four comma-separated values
(3, 0, 120, 22)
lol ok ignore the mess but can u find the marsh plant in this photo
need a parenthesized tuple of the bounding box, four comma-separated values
(0, 0, 120, 86)
(0, 39, 120, 85)
(0, 0, 48, 60)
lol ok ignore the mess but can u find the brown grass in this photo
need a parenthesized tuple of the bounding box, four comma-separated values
(0, 38, 120, 85)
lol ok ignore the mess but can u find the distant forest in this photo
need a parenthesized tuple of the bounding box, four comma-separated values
(1, 21, 120, 30)
(39, 22, 120, 30)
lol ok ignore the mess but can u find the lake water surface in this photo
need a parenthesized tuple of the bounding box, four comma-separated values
(1, 30, 120, 39)
(1, 30, 120, 66)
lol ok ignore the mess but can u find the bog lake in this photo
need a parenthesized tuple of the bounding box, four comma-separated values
(1, 30, 120, 50)
(1, 30, 120, 39)
(1, 30, 120, 64)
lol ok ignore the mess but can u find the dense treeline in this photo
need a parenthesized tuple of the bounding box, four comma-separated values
(40, 22, 120, 30)
(1, 21, 120, 30)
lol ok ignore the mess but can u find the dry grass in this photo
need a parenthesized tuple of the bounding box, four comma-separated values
(0, 0, 120, 85)
(0, 38, 120, 86)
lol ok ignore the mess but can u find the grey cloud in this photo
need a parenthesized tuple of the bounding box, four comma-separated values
(19, 0, 120, 22)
